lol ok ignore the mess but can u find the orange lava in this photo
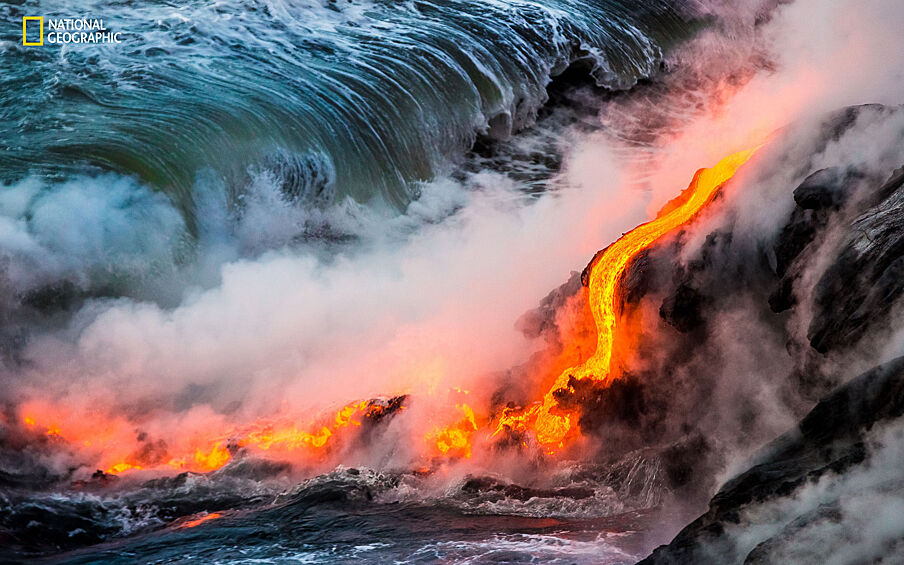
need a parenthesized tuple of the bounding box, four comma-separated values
(427, 404, 478, 459)
(24, 399, 386, 475)
(179, 512, 222, 529)
(17, 149, 759, 473)
(106, 462, 143, 474)
(497, 148, 759, 449)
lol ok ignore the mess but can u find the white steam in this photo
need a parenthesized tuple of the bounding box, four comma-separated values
(3, 0, 904, 514)
(8, 150, 652, 462)
(720, 418, 904, 564)
(0, 174, 184, 294)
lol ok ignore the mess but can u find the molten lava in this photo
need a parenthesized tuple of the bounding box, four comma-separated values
(427, 404, 478, 458)
(16, 149, 758, 475)
(497, 148, 759, 449)
(24, 398, 394, 476)
(179, 512, 222, 529)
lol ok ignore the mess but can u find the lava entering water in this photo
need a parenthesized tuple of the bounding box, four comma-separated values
(15, 149, 758, 476)
(19, 397, 403, 475)
(496, 147, 759, 449)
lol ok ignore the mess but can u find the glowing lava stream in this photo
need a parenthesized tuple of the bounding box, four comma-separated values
(20, 149, 759, 475)
(498, 147, 760, 448)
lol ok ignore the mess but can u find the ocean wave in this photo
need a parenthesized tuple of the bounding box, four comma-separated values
(1, 465, 654, 562)
(1, 0, 691, 214)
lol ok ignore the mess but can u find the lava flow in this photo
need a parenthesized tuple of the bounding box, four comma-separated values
(179, 512, 223, 529)
(14, 149, 758, 476)
(496, 147, 759, 449)
(18, 397, 404, 475)
(427, 404, 479, 459)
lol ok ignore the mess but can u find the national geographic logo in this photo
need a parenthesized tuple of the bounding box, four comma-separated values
(22, 16, 42, 45)
(22, 17, 123, 45)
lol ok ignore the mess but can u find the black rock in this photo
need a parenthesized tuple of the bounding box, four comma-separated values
(639, 356, 904, 564)
(659, 283, 706, 333)
(459, 476, 595, 501)
(808, 170, 904, 352)
(742, 503, 842, 565)
(792, 167, 859, 211)
(771, 167, 860, 283)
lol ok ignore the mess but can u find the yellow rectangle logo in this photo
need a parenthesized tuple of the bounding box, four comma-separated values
(23, 16, 43, 46)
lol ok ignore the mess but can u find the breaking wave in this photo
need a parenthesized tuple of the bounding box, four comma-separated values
(1, 0, 688, 216)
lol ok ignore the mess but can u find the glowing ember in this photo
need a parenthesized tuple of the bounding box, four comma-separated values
(498, 148, 760, 448)
(428, 404, 478, 458)
(335, 401, 369, 427)
(235, 400, 375, 456)
(20, 398, 393, 475)
(106, 462, 142, 474)
(179, 512, 222, 529)
(190, 443, 232, 472)
(14, 150, 758, 472)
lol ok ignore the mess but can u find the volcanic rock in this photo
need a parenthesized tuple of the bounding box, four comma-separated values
(639, 356, 904, 564)
(808, 167, 904, 352)
(768, 166, 863, 313)
(460, 476, 596, 501)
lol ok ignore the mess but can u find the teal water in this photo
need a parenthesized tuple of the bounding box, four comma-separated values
(1, 0, 688, 219)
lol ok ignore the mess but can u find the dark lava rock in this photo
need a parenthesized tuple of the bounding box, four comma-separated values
(792, 167, 859, 211)
(69, 469, 120, 490)
(772, 208, 820, 280)
(659, 283, 706, 332)
(808, 169, 904, 352)
(639, 356, 904, 564)
(211, 457, 292, 479)
(742, 503, 842, 565)
(575, 376, 649, 431)
(460, 476, 595, 501)
(363, 395, 407, 425)
(659, 435, 712, 489)
(769, 167, 862, 313)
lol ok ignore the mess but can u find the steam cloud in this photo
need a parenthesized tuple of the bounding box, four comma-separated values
(2, 1, 904, 534)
